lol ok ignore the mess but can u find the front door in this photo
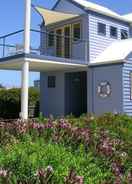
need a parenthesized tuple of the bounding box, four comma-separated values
(65, 71, 87, 116)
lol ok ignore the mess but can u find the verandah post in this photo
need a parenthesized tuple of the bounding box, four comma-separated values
(20, 0, 31, 120)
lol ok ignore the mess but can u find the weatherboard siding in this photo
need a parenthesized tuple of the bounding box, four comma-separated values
(40, 71, 65, 117)
(40, 15, 88, 63)
(88, 64, 123, 115)
(53, 0, 85, 14)
(123, 58, 132, 116)
(88, 14, 129, 62)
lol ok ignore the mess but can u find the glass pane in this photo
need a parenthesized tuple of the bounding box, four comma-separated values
(73, 23, 81, 41)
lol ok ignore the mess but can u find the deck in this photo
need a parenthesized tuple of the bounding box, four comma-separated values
(0, 29, 88, 72)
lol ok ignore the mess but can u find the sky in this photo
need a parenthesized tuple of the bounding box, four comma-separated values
(0, 0, 132, 87)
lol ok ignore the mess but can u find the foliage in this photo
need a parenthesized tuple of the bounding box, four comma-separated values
(0, 113, 131, 183)
(0, 87, 39, 118)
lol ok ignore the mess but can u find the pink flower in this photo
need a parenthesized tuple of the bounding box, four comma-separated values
(0, 168, 8, 177)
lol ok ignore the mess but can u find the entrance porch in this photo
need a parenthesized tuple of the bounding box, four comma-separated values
(0, 53, 87, 117)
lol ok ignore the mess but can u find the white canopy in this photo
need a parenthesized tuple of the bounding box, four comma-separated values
(35, 6, 79, 25)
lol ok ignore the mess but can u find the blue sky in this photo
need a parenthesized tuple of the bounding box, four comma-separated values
(0, 0, 132, 87)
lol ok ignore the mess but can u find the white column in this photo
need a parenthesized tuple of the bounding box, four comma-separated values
(21, 61, 29, 120)
(24, 0, 31, 53)
(20, 0, 31, 120)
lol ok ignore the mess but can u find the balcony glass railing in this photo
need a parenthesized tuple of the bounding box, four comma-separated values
(0, 29, 88, 64)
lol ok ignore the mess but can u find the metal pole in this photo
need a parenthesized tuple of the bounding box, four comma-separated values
(20, 0, 31, 120)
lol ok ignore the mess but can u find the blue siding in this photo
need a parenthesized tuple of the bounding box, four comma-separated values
(40, 71, 65, 117)
(53, 0, 84, 14)
(88, 64, 123, 115)
(123, 58, 132, 116)
(88, 14, 129, 62)
(41, 15, 88, 63)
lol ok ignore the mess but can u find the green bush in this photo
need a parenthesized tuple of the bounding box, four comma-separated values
(0, 87, 39, 119)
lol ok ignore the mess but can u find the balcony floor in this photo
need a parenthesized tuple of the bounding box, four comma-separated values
(0, 53, 88, 72)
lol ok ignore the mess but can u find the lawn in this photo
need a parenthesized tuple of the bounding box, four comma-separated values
(0, 113, 131, 183)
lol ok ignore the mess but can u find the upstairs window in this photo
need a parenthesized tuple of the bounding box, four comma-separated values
(110, 26, 118, 38)
(48, 76, 56, 88)
(121, 29, 128, 39)
(48, 31, 54, 47)
(73, 23, 81, 41)
(98, 23, 106, 36)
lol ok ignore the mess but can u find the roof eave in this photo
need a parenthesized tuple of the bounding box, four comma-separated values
(88, 60, 125, 67)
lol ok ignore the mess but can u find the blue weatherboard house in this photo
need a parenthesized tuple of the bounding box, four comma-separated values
(1, 0, 132, 119)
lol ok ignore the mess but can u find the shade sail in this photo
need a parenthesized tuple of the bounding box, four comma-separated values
(35, 6, 80, 25)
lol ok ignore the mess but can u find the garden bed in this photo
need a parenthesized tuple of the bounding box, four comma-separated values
(0, 113, 132, 183)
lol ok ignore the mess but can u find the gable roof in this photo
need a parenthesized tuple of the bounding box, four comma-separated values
(122, 13, 132, 22)
(91, 39, 132, 65)
(53, 0, 132, 23)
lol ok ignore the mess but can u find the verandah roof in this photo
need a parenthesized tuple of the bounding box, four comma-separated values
(35, 6, 80, 26)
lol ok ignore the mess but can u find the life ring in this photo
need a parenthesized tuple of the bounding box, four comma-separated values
(97, 81, 111, 98)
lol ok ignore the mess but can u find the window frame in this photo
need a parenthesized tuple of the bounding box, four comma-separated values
(97, 22, 106, 36)
(47, 30, 55, 47)
(110, 26, 118, 39)
(72, 22, 81, 42)
(48, 76, 56, 88)
(121, 29, 128, 40)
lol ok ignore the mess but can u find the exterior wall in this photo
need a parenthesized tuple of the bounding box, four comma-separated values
(41, 15, 88, 63)
(40, 0, 131, 64)
(88, 13, 130, 62)
(40, 0, 88, 64)
(40, 71, 65, 117)
(88, 64, 123, 115)
(123, 57, 132, 115)
(53, 0, 84, 14)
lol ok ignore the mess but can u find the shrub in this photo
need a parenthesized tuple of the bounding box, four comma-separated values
(0, 114, 131, 183)
(0, 87, 39, 119)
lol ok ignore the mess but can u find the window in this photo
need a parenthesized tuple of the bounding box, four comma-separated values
(98, 23, 106, 36)
(48, 76, 56, 88)
(48, 31, 54, 47)
(110, 26, 118, 38)
(121, 29, 128, 40)
(73, 23, 81, 41)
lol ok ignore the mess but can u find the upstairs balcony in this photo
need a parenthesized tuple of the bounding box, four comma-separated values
(0, 29, 88, 68)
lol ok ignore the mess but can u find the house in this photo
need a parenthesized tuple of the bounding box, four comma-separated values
(1, 0, 132, 119)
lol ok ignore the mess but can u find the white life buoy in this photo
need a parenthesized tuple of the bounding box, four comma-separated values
(97, 81, 111, 98)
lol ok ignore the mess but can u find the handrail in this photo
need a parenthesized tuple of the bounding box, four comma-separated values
(0, 43, 16, 48)
(0, 29, 24, 39)
(0, 29, 87, 42)
(30, 29, 87, 42)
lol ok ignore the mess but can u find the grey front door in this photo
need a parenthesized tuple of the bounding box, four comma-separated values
(65, 71, 87, 116)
